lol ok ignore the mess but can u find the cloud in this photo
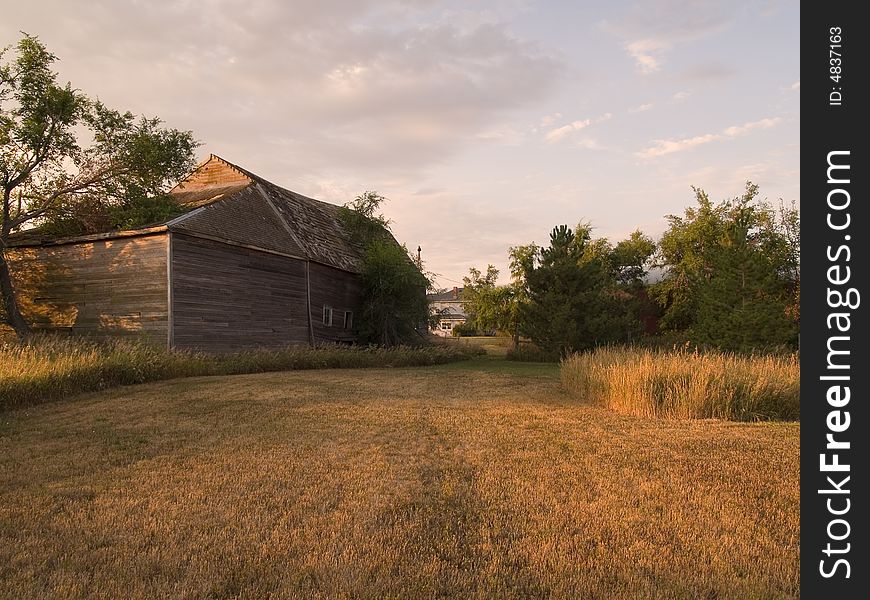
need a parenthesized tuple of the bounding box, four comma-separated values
(638, 133, 719, 158)
(790, 80, 800, 91)
(637, 117, 782, 158)
(625, 38, 668, 74)
(721, 117, 781, 137)
(629, 103, 654, 113)
(474, 125, 525, 145)
(3, 0, 562, 181)
(602, 0, 733, 74)
(545, 119, 592, 142)
(545, 113, 611, 143)
(672, 90, 691, 101)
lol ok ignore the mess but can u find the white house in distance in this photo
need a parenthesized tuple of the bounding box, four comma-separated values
(428, 287, 468, 337)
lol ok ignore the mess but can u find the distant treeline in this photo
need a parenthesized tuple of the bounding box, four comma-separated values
(460, 182, 799, 355)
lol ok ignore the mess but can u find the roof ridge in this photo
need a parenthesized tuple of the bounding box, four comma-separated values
(251, 182, 311, 260)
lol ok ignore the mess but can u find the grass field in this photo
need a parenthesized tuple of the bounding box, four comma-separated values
(0, 338, 472, 410)
(0, 356, 799, 598)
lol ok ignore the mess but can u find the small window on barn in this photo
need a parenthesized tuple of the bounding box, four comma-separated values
(344, 311, 353, 330)
(322, 305, 333, 327)
(441, 321, 452, 330)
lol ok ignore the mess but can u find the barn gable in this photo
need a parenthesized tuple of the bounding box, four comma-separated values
(169, 155, 365, 272)
(169, 154, 253, 205)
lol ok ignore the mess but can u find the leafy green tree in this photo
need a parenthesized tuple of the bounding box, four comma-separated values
(461, 243, 540, 349)
(340, 190, 391, 237)
(37, 193, 189, 237)
(462, 265, 515, 341)
(341, 191, 430, 346)
(507, 243, 539, 283)
(461, 264, 499, 329)
(653, 183, 799, 351)
(1, 34, 198, 338)
(611, 230, 656, 287)
(505, 243, 538, 347)
(605, 230, 659, 336)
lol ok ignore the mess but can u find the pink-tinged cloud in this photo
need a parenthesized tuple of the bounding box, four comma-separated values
(625, 38, 668, 73)
(637, 117, 782, 158)
(545, 113, 612, 143)
(545, 119, 592, 142)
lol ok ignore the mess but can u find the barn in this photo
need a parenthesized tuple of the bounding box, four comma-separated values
(4, 155, 382, 352)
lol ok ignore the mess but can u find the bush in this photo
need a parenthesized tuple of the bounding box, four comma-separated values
(561, 347, 799, 421)
(0, 337, 473, 410)
(451, 322, 479, 337)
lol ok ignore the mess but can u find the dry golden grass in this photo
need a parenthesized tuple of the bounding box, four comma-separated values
(562, 348, 800, 421)
(0, 358, 799, 598)
(0, 336, 471, 410)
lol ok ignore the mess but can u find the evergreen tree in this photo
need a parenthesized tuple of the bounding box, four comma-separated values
(520, 224, 638, 354)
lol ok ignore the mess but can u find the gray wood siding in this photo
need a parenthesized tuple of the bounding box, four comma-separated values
(170, 233, 309, 351)
(6, 234, 169, 343)
(308, 261, 362, 344)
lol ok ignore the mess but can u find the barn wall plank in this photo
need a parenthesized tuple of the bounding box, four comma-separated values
(170, 233, 310, 352)
(5, 234, 169, 344)
(308, 261, 362, 344)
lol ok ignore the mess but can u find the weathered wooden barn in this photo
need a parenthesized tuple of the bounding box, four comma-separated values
(5, 155, 380, 352)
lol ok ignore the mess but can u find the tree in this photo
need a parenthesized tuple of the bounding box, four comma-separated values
(36, 192, 190, 237)
(340, 191, 430, 346)
(611, 230, 656, 287)
(462, 265, 511, 338)
(519, 224, 639, 355)
(652, 183, 800, 351)
(1, 34, 198, 338)
(461, 264, 499, 331)
(505, 243, 538, 348)
(461, 242, 540, 349)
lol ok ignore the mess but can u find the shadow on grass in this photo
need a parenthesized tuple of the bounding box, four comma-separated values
(434, 356, 560, 378)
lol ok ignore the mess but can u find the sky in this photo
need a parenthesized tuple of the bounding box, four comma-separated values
(4, 0, 799, 289)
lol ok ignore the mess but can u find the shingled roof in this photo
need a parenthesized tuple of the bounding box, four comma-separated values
(9, 155, 381, 274)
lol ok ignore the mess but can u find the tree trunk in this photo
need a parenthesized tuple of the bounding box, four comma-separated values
(0, 247, 31, 340)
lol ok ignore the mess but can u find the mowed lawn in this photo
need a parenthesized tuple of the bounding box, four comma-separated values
(0, 358, 799, 599)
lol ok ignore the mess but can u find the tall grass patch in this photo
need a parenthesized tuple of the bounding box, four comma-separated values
(0, 337, 471, 410)
(561, 348, 799, 421)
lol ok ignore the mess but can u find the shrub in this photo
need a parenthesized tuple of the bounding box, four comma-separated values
(560, 347, 799, 421)
(0, 337, 472, 410)
(451, 322, 479, 337)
